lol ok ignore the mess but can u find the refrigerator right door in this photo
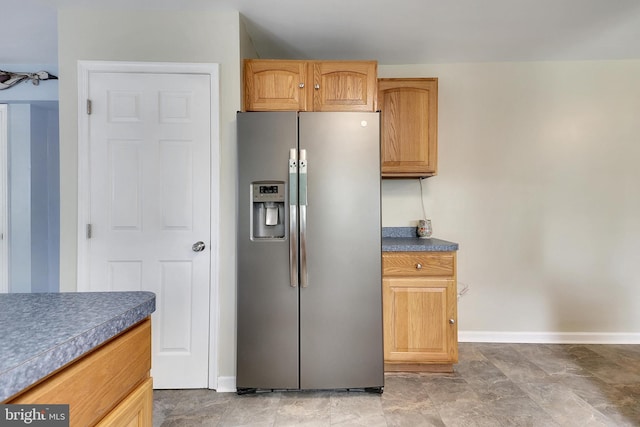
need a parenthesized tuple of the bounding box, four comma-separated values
(298, 112, 384, 390)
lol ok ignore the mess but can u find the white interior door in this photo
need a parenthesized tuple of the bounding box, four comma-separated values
(83, 71, 212, 388)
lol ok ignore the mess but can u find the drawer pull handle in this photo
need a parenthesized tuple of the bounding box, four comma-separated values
(449, 318, 456, 325)
(415, 263, 422, 270)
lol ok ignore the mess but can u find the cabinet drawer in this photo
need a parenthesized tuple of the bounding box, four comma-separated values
(383, 252, 454, 277)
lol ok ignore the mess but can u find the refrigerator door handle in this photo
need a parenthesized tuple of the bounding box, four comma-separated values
(299, 149, 308, 287)
(289, 149, 298, 287)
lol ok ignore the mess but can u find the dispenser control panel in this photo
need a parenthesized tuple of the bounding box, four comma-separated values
(253, 183, 285, 202)
(251, 181, 286, 240)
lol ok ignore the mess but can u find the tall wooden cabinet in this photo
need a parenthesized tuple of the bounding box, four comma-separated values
(378, 78, 438, 178)
(243, 59, 377, 112)
(383, 252, 458, 372)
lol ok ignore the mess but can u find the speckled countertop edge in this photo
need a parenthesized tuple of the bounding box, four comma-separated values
(382, 227, 459, 252)
(0, 292, 155, 402)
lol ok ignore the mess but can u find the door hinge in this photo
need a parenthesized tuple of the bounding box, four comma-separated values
(86, 99, 92, 115)
(86, 224, 92, 239)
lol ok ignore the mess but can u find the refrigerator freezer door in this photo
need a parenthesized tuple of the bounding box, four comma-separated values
(236, 112, 300, 390)
(298, 112, 384, 389)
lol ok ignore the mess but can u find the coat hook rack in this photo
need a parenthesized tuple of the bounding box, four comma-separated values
(0, 70, 58, 90)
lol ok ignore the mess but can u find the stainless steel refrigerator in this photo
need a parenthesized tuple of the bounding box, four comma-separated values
(236, 111, 383, 393)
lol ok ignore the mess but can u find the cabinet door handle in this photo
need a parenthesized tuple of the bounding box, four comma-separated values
(299, 83, 305, 88)
(314, 84, 320, 90)
(449, 318, 456, 325)
(415, 263, 422, 270)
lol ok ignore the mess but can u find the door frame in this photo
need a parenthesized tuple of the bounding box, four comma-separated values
(0, 104, 7, 293)
(76, 60, 221, 389)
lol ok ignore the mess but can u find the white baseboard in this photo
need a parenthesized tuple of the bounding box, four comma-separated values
(211, 332, 639, 391)
(214, 376, 236, 393)
(459, 330, 640, 344)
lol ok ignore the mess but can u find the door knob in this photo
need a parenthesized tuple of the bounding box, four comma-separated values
(192, 241, 206, 252)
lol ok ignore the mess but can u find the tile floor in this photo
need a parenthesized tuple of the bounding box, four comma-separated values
(153, 343, 640, 426)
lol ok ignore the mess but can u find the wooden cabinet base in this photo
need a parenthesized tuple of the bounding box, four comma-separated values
(382, 252, 458, 371)
(8, 319, 152, 427)
(385, 363, 454, 373)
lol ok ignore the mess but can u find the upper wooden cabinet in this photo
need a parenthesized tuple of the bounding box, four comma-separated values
(312, 61, 377, 112)
(378, 78, 438, 178)
(243, 59, 377, 112)
(243, 59, 308, 111)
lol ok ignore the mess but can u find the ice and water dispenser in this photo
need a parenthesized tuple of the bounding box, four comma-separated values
(251, 182, 286, 240)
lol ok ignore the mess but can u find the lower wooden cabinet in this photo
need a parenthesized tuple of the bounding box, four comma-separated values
(8, 319, 152, 427)
(96, 378, 152, 427)
(383, 252, 458, 372)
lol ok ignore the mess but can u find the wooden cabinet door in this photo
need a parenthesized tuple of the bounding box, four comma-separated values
(243, 59, 309, 111)
(96, 378, 152, 427)
(383, 277, 457, 365)
(378, 78, 438, 177)
(312, 61, 377, 112)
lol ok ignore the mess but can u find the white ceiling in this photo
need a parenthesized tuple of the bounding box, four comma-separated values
(2, 0, 640, 66)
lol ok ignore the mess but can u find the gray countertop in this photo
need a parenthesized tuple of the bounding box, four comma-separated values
(0, 291, 156, 402)
(382, 227, 459, 252)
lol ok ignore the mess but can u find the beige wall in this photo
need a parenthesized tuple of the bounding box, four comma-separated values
(57, 8, 242, 377)
(380, 60, 640, 338)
